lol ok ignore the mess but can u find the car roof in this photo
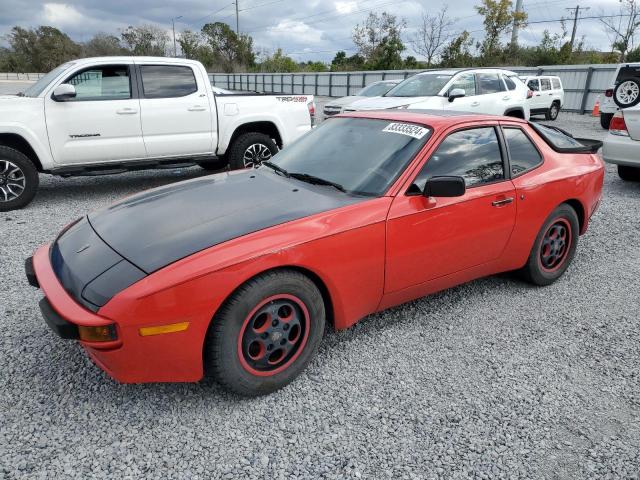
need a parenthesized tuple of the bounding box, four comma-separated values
(67, 56, 203, 66)
(413, 67, 518, 77)
(337, 109, 527, 127)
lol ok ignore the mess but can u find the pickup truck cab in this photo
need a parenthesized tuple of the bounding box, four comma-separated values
(0, 56, 315, 211)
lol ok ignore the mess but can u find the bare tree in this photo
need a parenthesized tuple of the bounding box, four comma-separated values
(410, 6, 455, 67)
(601, 0, 640, 61)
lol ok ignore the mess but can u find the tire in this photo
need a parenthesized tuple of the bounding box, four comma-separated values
(545, 102, 560, 121)
(613, 78, 640, 109)
(618, 165, 640, 181)
(600, 112, 613, 130)
(521, 204, 579, 286)
(205, 270, 326, 396)
(227, 132, 278, 170)
(0, 146, 39, 212)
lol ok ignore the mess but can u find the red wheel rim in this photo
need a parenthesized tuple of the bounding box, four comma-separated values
(539, 218, 572, 273)
(237, 294, 310, 377)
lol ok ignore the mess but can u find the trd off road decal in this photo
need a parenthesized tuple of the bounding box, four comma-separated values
(382, 123, 429, 139)
(276, 96, 308, 103)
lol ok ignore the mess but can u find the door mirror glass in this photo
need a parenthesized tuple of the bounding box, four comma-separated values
(52, 84, 76, 102)
(448, 88, 466, 102)
(424, 176, 466, 197)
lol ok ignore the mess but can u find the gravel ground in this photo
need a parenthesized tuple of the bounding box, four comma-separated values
(2, 108, 640, 479)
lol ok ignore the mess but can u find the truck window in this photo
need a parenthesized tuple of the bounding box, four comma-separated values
(66, 66, 131, 101)
(551, 78, 561, 89)
(540, 78, 552, 91)
(140, 65, 198, 99)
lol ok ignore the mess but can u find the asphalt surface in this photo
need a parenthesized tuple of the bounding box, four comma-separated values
(1, 86, 639, 478)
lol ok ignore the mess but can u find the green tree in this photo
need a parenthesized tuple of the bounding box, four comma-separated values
(352, 12, 406, 69)
(6, 26, 81, 72)
(300, 60, 327, 72)
(330, 51, 365, 71)
(82, 33, 129, 57)
(258, 49, 298, 72)
(475, 0, 527, 61)
(121, 24, 169, 56)
(177, 30, 202, 60)
(601, 0, 640, 61)
(404, 55, 419, 69)
(440, 31, 475, 67)
(201, 22, 255, 72)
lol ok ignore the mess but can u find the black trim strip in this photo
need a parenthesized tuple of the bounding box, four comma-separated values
(39, 298, 79, 340)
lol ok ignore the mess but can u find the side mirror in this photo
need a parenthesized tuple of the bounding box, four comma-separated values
(424, 176, 466, 197)
(448, 88, 466, 102)
(52, 84, 76, 102)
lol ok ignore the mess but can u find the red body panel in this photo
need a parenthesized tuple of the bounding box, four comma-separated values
(32, 112, 604, 383)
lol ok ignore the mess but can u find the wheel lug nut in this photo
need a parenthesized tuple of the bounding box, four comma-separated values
(280, 339, 286, 345)
(267, 344, 273, 351)
(261, 333, 268, 339)
(272, 319, 279, 327)
(283, 324, 289, 331)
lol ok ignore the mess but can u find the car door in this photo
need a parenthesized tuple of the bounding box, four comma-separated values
(527, 79, 545, 111)
(444, 72, 482, 112)
(44, 63, 146, 165)
(385, 125, 517, 293)
(476, 72, 510, 115)
(137, 63, 215, 158)
(540, 77, 553, 108)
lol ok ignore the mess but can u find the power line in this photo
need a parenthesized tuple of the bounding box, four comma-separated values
(187, 3, 235, 26)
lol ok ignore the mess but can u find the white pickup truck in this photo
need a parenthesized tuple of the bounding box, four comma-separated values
(0, 56, 315, 211)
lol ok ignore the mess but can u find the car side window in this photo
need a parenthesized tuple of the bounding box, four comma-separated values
(65, 65, 131, 101)
(477, 73, 506, 94)
(527, 79, 539, 91)
(503, 75, 517, 90)
(540, 78, 552, 91)
(551, 78, 561, 89)
(449, 72, 476, 96)
(503, 127, 543, 176)
(413, 127, 505, 190)
(140, 65, 198, 99)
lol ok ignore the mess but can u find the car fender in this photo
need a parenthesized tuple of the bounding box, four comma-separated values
(217, 112, 287, 155)
(0, 123, 54, 170)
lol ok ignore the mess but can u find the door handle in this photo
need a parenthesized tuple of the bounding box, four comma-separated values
(535, 94, 541, 96)
(502, 96, 511, 101)
(471, 101, 480, 107)
(188, 105, 207, 111)
(116, 108, 138, 115)
(492, 197, 514, 207)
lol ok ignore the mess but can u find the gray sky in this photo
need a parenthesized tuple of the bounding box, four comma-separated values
(0, 0, 627, 62)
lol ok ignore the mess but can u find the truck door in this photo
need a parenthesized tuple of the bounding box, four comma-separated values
(44, 63, 146, 165)
(136, 63, 216, 158)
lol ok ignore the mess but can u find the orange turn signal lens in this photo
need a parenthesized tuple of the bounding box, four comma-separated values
(139, 322, 190, 337)
(78, 324, 118, 342)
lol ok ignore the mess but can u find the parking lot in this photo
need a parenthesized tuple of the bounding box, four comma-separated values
(1, 79, 639, 478)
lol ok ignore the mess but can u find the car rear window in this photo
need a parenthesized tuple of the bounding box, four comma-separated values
(552, 78, 561, 89)
(503, 127, 542, 176)
(140, 65, 198, 98)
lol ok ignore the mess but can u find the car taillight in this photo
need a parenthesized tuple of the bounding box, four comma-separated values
(605, 89, 613, 98)
(526, 90, 533, 99)
(308, 101, 316, 126)
(609, 112, 629, 136)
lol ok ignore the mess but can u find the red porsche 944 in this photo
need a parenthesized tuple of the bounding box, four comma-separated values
(27, 111, 604, 396)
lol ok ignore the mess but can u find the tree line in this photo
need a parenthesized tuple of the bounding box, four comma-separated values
(2, 0, 639, 73)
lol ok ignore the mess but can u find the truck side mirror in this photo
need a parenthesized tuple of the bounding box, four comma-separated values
(424, 176, 466, 197)
(52, 84, 77, 102)
(448, 88, 466, 102)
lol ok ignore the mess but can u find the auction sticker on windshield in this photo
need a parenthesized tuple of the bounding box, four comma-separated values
(382, 123, 429, 139)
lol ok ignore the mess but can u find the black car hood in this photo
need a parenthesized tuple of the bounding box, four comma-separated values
(88, 168, 363, 273)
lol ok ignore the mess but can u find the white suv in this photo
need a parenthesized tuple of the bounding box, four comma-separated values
(344, 68, 531, 119)
(600, 63, 640, 129)
(521, 75, 564, 120)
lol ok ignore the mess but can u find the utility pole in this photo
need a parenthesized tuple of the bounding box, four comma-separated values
(566, 5, 590, 50)
(510, 0, 524, 48)
(171, 15, 183, 57)
(235, 1, 240, 34)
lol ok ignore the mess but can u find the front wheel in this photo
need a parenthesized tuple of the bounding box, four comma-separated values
(521, 204, 579, 286)
(618, 165, 640, 181)
(227, 132, 279, 170)
(205, 270, 326, 396)
(0, 146, 39, 212)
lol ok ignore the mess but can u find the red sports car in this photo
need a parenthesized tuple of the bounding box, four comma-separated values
(27, 111, 604, 396)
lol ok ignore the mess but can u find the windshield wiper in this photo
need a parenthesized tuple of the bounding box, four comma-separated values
(262, 161, 289, 177)
(289, 173, 346, 193)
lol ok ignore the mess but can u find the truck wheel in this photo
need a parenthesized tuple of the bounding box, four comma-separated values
(227, 132, 278, 170)
(618, 165, 640, 181)
(600, 113, 613, 130)
(205, 270, 325, 396)
(545, 102, 560, 120)
(613, 78, 640, 109)
(520, 204, 579, 286)
(0, 146, 39, 212)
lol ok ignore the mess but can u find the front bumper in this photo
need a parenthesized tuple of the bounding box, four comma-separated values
(602, 133, 640, 166)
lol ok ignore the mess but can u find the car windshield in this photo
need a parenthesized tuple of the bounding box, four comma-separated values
(359, 82, 396, 97)
(21, 63, 74, 97)
(385, 73, 453, 97)
(265, 117, 431, 196)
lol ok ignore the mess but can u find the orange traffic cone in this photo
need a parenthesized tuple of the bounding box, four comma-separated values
(592, 96, 600, 117)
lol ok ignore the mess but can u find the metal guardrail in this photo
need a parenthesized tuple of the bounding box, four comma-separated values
(0, 72, 46, 81)
(209, 64, 620, 114)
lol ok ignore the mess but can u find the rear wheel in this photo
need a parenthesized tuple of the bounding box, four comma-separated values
(618, 165, 640, 181)
(613, 78, 640, 108)
(227, 132, 278, 170)
(0, 146, 39, 212)
(521, 204, 579, 286)
(600, 112, 613, 130)
(205, 270, 325, 396)
(545, 102, 560, 120)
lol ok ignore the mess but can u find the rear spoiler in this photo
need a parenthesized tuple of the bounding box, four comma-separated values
(529, 123, 603, 154)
